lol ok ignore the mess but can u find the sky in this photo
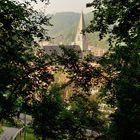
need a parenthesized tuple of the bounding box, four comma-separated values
(18, 0, 93, 14)
(46, 0, 92, 13)
(33, 0, 92, 14)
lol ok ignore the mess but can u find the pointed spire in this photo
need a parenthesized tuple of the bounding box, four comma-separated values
(77, 11, 86, 33)
(75, 11, 88, 51)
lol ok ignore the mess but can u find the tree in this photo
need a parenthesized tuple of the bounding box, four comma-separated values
(51, 46, 101, 92)
(32, 83, 103, 140)
(87, 0, 140, 139)
(0, 0, 52, 120)
(61, 92, 103, 140)
(48, 46, 104, 139)
(31, 46, 105, 139)
(32, 84, 65, 140)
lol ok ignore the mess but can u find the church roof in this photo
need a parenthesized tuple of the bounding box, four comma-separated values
(43, 45, 81, 55)
(77, 11, 86, 33)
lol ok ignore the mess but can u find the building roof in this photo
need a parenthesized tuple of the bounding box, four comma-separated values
(77, 11, 86, 32)
(75, 11, 88, 51)
(43, 45, 81, 55)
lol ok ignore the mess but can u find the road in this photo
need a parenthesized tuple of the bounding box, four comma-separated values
(0, 126, 20, 140)
(0, 114, 32, 140)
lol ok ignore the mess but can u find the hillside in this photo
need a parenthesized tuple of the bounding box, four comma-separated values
(48, 12, 109, 48)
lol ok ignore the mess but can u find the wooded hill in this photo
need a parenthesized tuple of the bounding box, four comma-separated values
(48, 12, 109, 48)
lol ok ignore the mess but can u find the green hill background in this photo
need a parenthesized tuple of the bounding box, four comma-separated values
(48, 12, 109, 48)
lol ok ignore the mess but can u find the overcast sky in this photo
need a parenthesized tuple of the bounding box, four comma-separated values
(46, 0, 92, 13)
(31, 0, 92, 14)
(18, 0, 92, 13)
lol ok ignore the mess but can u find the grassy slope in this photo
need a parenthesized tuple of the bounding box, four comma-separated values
(0, 123, 3, 134)
(16, 133, 37, 140)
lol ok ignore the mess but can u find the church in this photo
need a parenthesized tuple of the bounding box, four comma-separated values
(40, 12, 106, 56)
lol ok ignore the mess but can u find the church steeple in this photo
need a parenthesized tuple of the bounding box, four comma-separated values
(75, 11, 88, 51)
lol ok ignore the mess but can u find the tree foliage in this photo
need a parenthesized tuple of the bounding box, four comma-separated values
(51, 46, 101, 92)
(32, 83, 103, 140)
(32, 84, 64, 140)
(31, 47, 104, 139)
(0, 0, 52, 120)
(87, 0, 140, 139)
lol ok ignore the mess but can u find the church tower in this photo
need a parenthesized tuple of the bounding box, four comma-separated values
(75, 11, 88, 51)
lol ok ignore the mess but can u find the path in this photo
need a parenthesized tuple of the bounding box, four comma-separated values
(0, 126, 20, 140)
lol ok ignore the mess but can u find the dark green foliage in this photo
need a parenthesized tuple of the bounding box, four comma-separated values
(32, 84, 64, 140)
(32, 83, 103, 140)
(0, 1, 105, 139)
(31, 47, 105, 139)
(47, 47, 104, 138)
(65, 93, 103, 140)
(87, 0, 139, 42)
(87, 0, 140, 139)
(0, 0, 52, 120)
